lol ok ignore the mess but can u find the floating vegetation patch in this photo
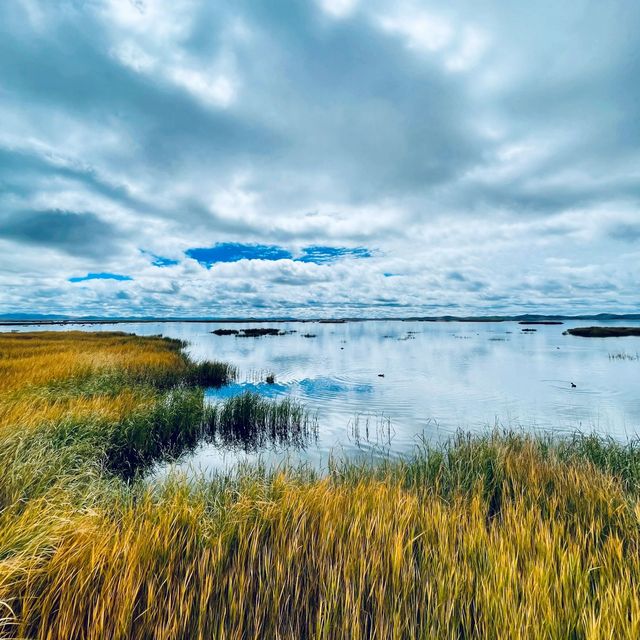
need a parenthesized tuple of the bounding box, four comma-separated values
(212, 328, 296, 337)
(566, 326, 640, 337)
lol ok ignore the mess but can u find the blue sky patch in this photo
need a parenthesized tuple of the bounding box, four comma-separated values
(186, 243, 372, 267)
(186, 243, 293, 267)
(69, 272, 133, 283)
(296, 246, 372, 264)
(151, 255, 179, 267)
(140, 250, 179, 267)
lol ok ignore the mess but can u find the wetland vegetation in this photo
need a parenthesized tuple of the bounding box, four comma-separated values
(211, 327, 296, 337)
(3, 331, 640, 638)
(609, 352, 640, 361)
(566, 326, 640, 337)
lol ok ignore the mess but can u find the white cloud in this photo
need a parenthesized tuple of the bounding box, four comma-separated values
(169, 67, 237, 108)
(376, 7, 488, 72)
(445, 26, 488, 72)
(1, 0, 639, 316)
(318, 0, 360, 19)
(112, 42, 238, 108)
(377, 10, 453, 53)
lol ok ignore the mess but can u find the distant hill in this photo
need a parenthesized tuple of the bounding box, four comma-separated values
(1, 312, 640, 325)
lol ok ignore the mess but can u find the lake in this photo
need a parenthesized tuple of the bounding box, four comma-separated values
(6, 320, 640, 476)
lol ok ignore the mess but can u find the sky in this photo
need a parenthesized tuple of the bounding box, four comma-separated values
(1, 0, 639, 318)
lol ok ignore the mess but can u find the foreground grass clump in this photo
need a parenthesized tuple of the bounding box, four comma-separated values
(4, 433, 640, 638)
(3, 332, 640, 638)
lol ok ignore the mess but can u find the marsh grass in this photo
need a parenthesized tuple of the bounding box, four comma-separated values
(3, 332, 640, 638)
(5, 432, 640, 638)
(0, 332, 232, 503)
(609, 351, 640, 361)
(204, 391, 317, 451)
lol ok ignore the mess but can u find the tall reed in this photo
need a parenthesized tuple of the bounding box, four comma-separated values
(204, 391, 317, 450)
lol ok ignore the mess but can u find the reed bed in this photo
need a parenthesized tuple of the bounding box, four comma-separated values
(2, 333, 640, 638)
(609, 351, 640, 361)
(204, 391, 317, 450)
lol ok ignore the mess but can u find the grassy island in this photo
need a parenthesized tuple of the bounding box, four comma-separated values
(2, 332, 640, 638)
(565, 326, 640, 337)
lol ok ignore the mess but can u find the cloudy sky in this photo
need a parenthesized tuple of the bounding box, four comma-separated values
(1, 0, 639, 317)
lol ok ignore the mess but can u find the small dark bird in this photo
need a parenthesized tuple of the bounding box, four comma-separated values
(571, 382, 577, 388)
(378, 373, 385, 378)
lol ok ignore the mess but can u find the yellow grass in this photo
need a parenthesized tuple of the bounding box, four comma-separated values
(0, 331, 185, 391)
(1, 331, 640, 638)
(0, 331, 185, 435)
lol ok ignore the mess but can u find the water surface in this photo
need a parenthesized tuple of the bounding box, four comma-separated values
(7, 320, 640, 475)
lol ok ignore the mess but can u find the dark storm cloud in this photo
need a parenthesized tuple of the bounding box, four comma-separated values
(0, 209, 123, 257)
(0, 5, 281, 173)
(608, 222, 640, 243)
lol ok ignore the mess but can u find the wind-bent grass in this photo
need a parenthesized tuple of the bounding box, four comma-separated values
(2, 332, 640, 638)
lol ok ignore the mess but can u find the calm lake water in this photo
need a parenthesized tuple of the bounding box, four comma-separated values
(7, 320, 640, 476)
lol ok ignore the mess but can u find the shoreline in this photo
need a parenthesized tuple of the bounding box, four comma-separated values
(2, 312, 640, 327)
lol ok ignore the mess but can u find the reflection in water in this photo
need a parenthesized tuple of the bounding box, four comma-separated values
(7, 319, 640, 476)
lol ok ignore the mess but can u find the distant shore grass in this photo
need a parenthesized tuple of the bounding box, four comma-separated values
(566, 326, 640, 337)
(2, 333, 640, 637)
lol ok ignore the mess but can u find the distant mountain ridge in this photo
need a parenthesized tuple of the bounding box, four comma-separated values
(1, 312, 640, 325)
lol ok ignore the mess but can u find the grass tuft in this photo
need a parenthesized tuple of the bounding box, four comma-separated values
(204, 391, 316, 451)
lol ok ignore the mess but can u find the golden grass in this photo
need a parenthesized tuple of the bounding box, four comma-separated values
(0, 331, 186, 436)
(0, 331, 185, 392)
(1, 331, 640, 638)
